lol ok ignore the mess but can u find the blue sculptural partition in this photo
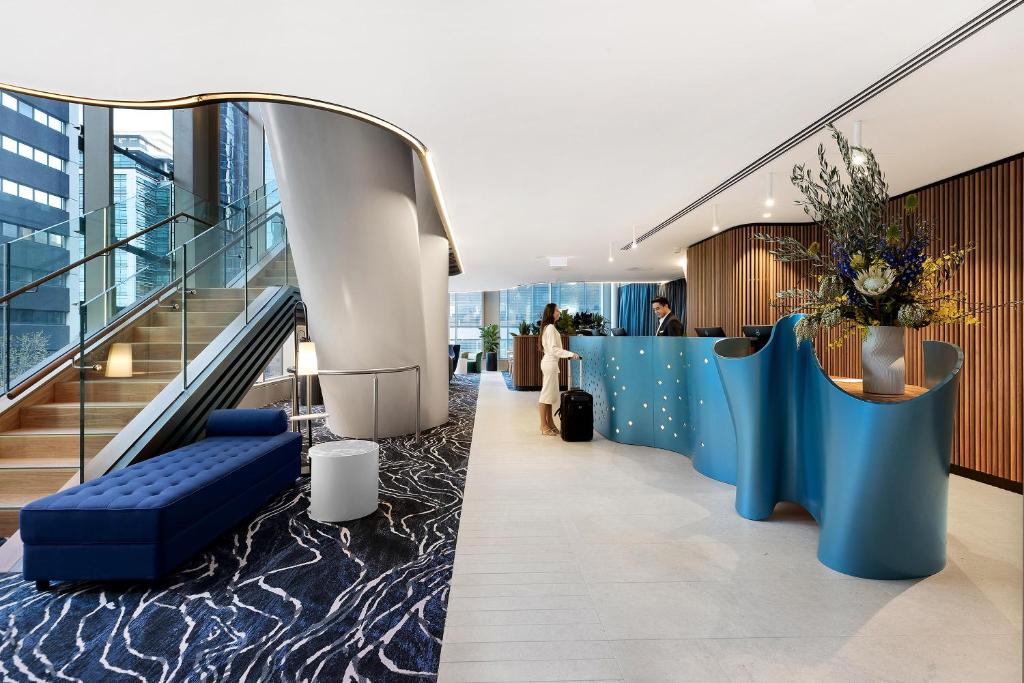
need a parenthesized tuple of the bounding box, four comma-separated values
(570, 316, 963, 580)
(573, 335, 738, 485)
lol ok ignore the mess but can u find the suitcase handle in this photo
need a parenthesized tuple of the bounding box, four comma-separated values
(567, 355, 584, 391)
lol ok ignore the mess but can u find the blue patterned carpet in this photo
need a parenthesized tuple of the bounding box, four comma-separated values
(501, 370, 538, 392)
(0, 375, 479, 682)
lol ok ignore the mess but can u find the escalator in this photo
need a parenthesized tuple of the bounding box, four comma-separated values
(0, 184, 299, 538)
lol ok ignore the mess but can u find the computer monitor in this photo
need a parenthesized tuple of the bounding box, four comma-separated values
(741, 325, 774, 352)
(695, 327, 726, 337)
(611, 327, 628, 336)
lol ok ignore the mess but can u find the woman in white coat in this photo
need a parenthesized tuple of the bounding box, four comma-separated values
(538, 303, 580, 435)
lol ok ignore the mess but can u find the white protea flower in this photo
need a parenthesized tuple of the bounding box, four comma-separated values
(853, 265, 897, 297)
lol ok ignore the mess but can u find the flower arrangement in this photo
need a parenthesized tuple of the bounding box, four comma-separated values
(755, 124, 983, 347)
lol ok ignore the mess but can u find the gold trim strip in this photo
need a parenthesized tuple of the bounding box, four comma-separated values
(0, 84, 464, 275)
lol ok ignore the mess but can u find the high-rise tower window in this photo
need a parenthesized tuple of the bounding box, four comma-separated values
(1, 135, 67, 172)
(0, 91, 66, 133)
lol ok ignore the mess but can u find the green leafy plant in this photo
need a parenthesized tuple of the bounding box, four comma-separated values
(479, 323, 500, 353)
(754, 124, 1000, 347)
(555, 309, 575, 335)
(516, 320, 534, 336)
(571, 311, 607, 334)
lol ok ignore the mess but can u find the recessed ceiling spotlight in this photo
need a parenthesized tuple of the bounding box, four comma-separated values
(762, 212, 772, 219)
(851, 120, 866, 166)
(764, 172, 775, 207)
(712, 204, 720, 233)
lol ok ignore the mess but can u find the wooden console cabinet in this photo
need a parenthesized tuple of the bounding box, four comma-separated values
(510, 334, 570, 390)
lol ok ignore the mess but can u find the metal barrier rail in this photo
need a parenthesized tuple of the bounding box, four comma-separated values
(290, 365, 422, 444)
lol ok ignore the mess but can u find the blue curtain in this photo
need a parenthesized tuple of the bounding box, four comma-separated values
(663, 278, 687, 334)
(617, 283, 663, 336)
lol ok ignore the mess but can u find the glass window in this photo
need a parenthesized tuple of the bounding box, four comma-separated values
(218, 102, 250, 207)
(49, 233, 62, 247)
(33, 230, 47, 244)
(18, 185, 33, 200)
(1, 136, 15, 153)
(1, 93, 16, 109)
(48, 195, 62, 209)
(47, 116, 62, 132)
(498, 282, 611, 358)
(33, 109, 47, 125)
(449, 292, 484, 354)
(34, 189, 47, 204)
(33, 149, 47, 164)
(1, 179, 15, 195)
(18, 142, 32, 159)
(48, 156, 62, 171)
(2, 223, 17, 237)
(18, 101, 32, 117)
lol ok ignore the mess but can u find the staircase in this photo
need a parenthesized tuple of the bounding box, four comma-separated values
(0, 250, 293, 537)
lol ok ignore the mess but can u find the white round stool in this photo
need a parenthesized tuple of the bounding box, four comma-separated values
(308, 440, 380, 522)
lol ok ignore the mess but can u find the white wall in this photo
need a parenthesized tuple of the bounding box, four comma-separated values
(262, 103, 447, 438)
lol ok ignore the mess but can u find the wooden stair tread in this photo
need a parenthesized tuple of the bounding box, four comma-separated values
(0, 492, 49, 508)
(61, 379, 169, 386)
(0, 427, 119, 436)
(28, 402, 148, 409)
(0, 456, 79, 469)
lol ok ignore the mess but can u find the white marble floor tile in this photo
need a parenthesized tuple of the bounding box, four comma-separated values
(440, 373, 1023, 682)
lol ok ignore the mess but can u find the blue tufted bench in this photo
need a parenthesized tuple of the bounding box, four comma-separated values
(20, 408, 301, 588)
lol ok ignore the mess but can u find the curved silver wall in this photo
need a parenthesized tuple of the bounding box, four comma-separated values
(261, 104, 449, 437)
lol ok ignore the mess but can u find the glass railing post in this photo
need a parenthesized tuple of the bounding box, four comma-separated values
(243, 218, 250, 323)
(2, 241, 9, 393)
(284, 227, 290, 287)
(78, 313, 86, 484)
(181, 241, 188, 389)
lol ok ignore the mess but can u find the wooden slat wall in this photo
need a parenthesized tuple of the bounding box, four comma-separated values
(511, 335, 570, 389)
(687, 155, 1023, 484)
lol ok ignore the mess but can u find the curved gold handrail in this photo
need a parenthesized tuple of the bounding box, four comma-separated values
(0, 83, 464, 275)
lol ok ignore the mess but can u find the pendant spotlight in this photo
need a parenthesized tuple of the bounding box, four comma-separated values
(608, 240, 615, 263)
(851, 120, 866, 166)
(764, 172, 775, 208)
(631, 225, 638, 250)
(712, 205, 720, 232)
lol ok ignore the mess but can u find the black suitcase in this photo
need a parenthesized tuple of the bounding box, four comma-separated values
(556, 358, 593, 442)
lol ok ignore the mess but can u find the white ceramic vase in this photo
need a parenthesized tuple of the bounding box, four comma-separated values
(862, 326, 906, 395)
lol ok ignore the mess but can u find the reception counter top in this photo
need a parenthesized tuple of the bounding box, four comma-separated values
(570, 316, 963, 580)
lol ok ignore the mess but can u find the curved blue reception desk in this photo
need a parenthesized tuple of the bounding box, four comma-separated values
(570, 316, 963, 580)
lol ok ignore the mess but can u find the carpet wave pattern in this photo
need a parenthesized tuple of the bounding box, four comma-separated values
(0, 374, 479, 682)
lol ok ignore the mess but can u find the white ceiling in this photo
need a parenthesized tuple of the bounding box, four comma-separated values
(2, 1, 1022, 291)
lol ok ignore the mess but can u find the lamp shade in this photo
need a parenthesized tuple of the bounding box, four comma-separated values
(296, 341, 319, 376)
(104, 343, 133, 378)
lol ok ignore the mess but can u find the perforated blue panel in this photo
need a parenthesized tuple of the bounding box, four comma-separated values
(571, 316, 963, 580)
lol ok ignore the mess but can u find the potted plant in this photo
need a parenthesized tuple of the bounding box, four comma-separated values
(479, 323, 500, 372)
(554, 309, 575, 335)
(756, 124, 998, 395)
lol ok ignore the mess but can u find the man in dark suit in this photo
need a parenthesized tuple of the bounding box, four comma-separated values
(651, 297, 684, 336)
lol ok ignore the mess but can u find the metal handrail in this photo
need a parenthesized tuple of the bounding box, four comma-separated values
(0, 211, 213, 307)
(295, 365, 422, 444)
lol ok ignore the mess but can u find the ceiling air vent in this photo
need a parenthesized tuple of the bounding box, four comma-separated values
(549, 256, 569, 269)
